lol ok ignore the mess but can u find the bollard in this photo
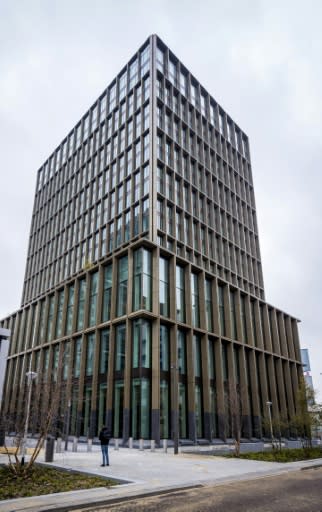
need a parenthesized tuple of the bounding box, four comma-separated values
(151, 440, 155, 452)
(139, 438, 144, 451)
(56, 437, 62, 453)
(129, 437, 133, 449)
(45, 435, 55, 462)
(72, 436, 78, 452)
(0, 427, 5, 447)
(114, 438, 119, 450)
(87, 438, 92, 452)
(163, 439, 167, 453)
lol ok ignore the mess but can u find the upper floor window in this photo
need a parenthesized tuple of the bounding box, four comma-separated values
(156, 47, 164, 72)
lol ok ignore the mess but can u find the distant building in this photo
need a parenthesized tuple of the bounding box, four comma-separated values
(0, 328, 10, 406)
(301, 348, 314, 391)
(0, 35, 303, 442)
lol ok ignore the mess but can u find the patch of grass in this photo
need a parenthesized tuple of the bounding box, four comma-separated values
(0, 464, 117, 500)
(226, 447, 322, 463)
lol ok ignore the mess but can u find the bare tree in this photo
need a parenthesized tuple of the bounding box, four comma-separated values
(0, 373, 67, 478)
(290, 376, 318, 449)
(226, 381, 244, 456)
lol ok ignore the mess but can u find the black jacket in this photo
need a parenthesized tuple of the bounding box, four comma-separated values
(99, 428, 111, 445)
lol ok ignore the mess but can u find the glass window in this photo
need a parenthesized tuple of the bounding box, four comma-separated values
(115, 323, 126, 371)
(240, 295, 248, 342)
(217, 285, 226, 336)
(132, 319, 151, 368)
(143, 76, 149, 101)
(157, 166, 164, 194)
(167, 205, 173, 236)
(195, 384, 203, 437)
(117, 256, 128, 316)
(82, 385, 92, 436)
(180, 71, 186, 95)
(133, 205, 139, 236)
(109, 83, 116, 111)
(113, 380, 124, 437)
(86, 333, 95, 376)
(52, 344, 60, 382)
(102, 264, 112, 322)
(205, 279, 213, 331)
(133, 248, 152, 311)
(176, 265, 185, 322)
(177, 330, 186, 374)
(219, 112, 224, 135)
(208, 338, 215, 379)
(100, 328, 110, 374)
(77, 279, 86, 331)
(47, 295, 55, 341)
(142, 198, 149, 232)
(191, 273, 200, 327)
(108, 221, 114, 252)
(119, 70, 127, 101)
(230, 290, 237, 340)
(193, 334, 202, 377)
(43, 347, 50, 375)
(39, 299, 46, 343)
(160, 325, 169, 371)
(157, 199, 164, 230)
(55, 290, 65, 338)
(156, 47, 164, 72)
(129, 57, 139, 89)
(251, 301, 258, 347)
(159, 257, 169, 316)
(73, 337, 82, 378)
(160, 380, 169, 439)
(221, 343, 228, 380)
(89, 272, 99, 327)
(141, 44, 150, 75)
(62, 341, 70, 380)
(131, 377, 150, 439)
(124, 210, 130, 242)
(179, 382, 187, 438)
(234, 345, 240, 382)
(98, 382, 107, 433)
(168, 58, 176, 85)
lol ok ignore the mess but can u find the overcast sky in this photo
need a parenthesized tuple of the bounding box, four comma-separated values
(1, 0, 321, 396)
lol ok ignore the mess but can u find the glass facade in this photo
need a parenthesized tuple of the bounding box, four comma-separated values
(0, 35, 303, 446)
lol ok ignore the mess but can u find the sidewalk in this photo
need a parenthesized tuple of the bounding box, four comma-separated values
(1, 444, 322, 512)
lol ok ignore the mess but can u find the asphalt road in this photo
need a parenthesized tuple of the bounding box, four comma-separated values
(75, 466, 322, 512)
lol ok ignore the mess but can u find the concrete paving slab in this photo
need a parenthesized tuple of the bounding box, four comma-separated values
(1, 445, 322, 512)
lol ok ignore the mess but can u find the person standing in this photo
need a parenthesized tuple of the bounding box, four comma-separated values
(99, 425, 111, 467)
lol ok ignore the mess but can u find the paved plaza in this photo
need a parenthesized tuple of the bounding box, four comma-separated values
(1, 442, 322, 511)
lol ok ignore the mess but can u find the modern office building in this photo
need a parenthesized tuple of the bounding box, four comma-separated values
(0, 35, 303, 443)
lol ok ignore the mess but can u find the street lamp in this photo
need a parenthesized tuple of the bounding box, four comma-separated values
(266, 401, 273, 446)
(171, 364, 179, 455)
(21, 371, 37, 465)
